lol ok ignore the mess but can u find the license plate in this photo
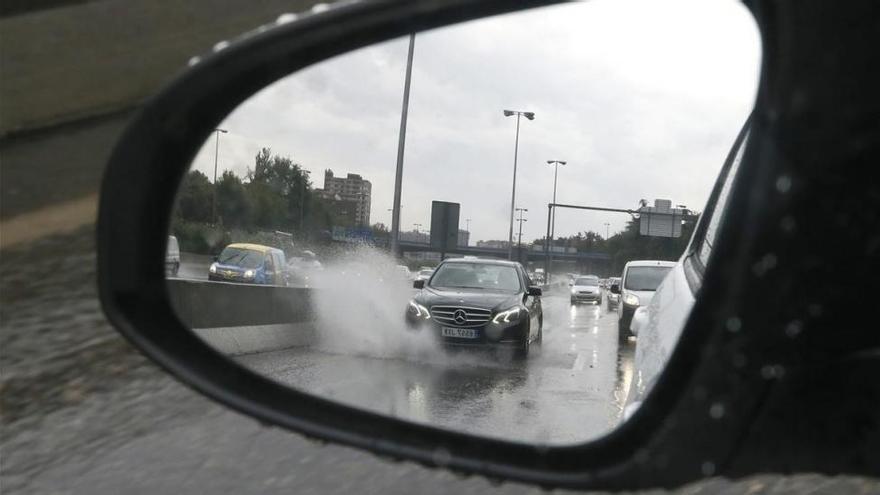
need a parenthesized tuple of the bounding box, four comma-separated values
(441, 327, 478, 339)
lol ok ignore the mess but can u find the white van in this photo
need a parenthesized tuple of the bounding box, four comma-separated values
(614, 260, 676, 341)
(166, 235, 180, 277)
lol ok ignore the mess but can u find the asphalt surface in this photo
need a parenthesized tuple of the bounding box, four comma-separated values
(238, 292, 630, 445)
(2, 227, 878, 494)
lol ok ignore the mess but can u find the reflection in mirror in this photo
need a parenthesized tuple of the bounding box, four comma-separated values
(166, 0, 758, 445)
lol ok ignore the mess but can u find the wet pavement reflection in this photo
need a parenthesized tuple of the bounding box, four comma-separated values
(238, 288, 635, 445)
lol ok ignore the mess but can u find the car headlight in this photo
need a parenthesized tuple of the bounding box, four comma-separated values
(492, 306, 523, 325)
(244, 269, 255, 279)
(570, 288, 577, 294)
(209, 263, 217, 274)
(407, 300, 431, 319)
(623, 293, 640, 306)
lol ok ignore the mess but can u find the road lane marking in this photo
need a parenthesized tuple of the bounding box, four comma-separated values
(573, 352, 588, 371)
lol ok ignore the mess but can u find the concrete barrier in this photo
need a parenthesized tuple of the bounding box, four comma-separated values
(167, 279, 318, 356)
(167, 279, 314, 329)
(192, 323, 317, 356)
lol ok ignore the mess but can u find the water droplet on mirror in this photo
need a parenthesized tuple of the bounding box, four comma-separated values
(761, 364, 786, 380)
(775, 175, 792, 193)
(187, 56, 201, 67)
(709, 402, 725, 419)
(701, 461, 716, 476)
(213, 40, 230, 52)
(785, 320, 803, 338)
(276, 13, 299, 24)
(752, 253, 777, 276)
(311, 3, 331, 13)
(780, 215, 796, 233)
(725, 317, 742, 333)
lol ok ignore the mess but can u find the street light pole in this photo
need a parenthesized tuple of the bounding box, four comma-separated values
(390, 33, 416, 258)
(604, 222, 610, 239)
(503, 109, 535, 260)
(546, 160, 566, 284)
(300, 170, 311, 231)
(211, 128, 228, 225)
(516, 208, 528, 260)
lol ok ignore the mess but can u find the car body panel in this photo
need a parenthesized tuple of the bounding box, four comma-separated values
(624, 259, 695, 419)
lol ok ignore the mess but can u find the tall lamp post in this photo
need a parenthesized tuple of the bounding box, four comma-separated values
(516, 207, 528, 261)
(503, 109, 535, 260)
(390, 33, 416, 258)
(545, 159, 566, 284)
(211, 128, 228, 225)
(299, 170, 311, 231)
(604, 222, 610, 239)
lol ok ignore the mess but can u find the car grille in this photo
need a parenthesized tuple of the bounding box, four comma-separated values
(578, 291, 595, 295)
(430, 306, 492, 328)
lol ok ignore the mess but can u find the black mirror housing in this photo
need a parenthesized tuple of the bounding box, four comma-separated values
(527, 286, 543, 297)
(94, 0, 880, 490)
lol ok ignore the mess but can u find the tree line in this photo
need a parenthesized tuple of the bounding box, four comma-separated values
(172, 148, 367, 253)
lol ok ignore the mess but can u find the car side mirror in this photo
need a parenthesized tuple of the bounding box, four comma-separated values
(413, 279, 425, 289)
(527, 286, 543, 296)
(610, 284, 620, 294)
(213, 255, 219, 262)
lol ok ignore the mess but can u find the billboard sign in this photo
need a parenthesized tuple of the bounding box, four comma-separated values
(430, 201, 460, 254)
(638, 199, 684, 238)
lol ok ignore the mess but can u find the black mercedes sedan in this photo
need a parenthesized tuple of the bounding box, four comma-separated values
(405, 258, 543, 358)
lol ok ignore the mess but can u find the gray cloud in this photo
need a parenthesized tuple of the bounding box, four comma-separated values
(191, 0, 759, 243)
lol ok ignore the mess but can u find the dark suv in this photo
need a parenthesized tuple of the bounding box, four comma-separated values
(405, 258, 543, 358)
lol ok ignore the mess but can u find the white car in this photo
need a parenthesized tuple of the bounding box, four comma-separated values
(415, 269, 434, 282)
(623, 123, 749, 420)
(614, 260, 676, 341)
(569, 275, 602, 304)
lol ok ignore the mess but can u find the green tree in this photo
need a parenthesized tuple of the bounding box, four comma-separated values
(216, 170, 251, 228)
(174, 170, 213, 222)
(247, 147, 313, 231)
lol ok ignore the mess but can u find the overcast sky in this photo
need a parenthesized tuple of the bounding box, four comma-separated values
(190, 0, 760, 243)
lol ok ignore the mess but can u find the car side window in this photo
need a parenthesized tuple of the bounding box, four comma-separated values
(265, 255, 274, 272)
(696, 131, 750, 268)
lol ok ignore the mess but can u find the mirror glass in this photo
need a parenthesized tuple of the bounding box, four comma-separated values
(167, 0, 759, 445)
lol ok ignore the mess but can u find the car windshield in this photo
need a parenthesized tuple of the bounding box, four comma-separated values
(419, 270, 433, 276)
(624, 266, 672, 291)
(218, 247, 266, 269)
(575, 277, 598, 286)
(430, 263, 521, 291)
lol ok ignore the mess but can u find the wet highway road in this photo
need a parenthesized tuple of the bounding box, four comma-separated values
(237, 290, 634, 445)
(5, 230, 876, 494)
